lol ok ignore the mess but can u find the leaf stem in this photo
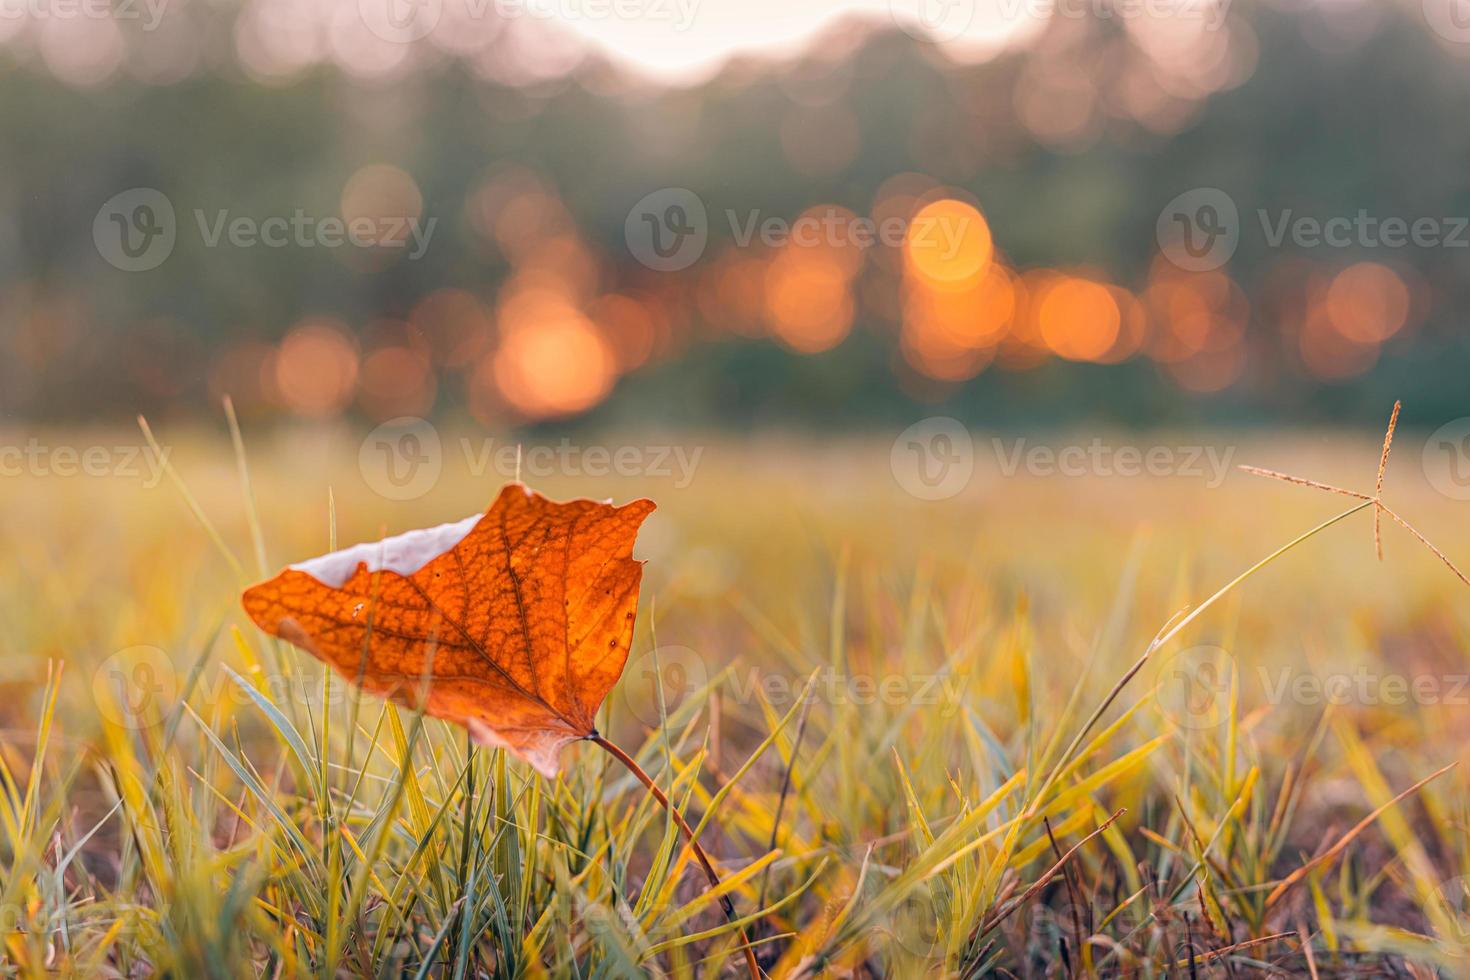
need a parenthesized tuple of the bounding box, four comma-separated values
(591, 733, 762, 980)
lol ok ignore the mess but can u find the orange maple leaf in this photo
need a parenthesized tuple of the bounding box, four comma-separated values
(241, 482, 655, 777)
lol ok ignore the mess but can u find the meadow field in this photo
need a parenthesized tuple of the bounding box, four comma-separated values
(0, 416, 1467, 977)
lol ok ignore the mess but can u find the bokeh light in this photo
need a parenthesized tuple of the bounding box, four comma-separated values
(904, 198, 994, 290)
(272, 319, 360, 418)
(1325, 262, 1411, 344)
(1036, 273, 1121, 362)
(490, 299, 616, 419)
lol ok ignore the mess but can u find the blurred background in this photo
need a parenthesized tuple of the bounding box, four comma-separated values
(5, 0, 1470, 431)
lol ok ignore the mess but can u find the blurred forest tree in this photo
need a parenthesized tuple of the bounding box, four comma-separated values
(2, 0, 1468, 427)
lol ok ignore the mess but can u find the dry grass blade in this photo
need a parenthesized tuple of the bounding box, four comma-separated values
(1166, 932, 1296, 969)
(137, 413, 247, 580)
(1374, 400, 1401, 561)
(1380, 505, 1470, 588)
(1241, 400, 1470, 589)
(975, 808, 1125, 941)
(1029, 497, 1374, 820)
(1043, 816, 1087, 970)
(1263, 762, 1455, 909)
(1237, 465, 1372, 500)
(757, 694, 812, 913)
(1296, 919, 1320, 980)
